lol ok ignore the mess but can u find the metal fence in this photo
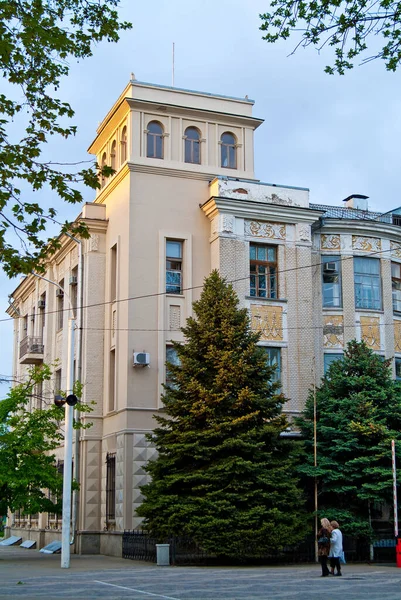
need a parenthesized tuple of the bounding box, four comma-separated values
(122, 531, 391, 566)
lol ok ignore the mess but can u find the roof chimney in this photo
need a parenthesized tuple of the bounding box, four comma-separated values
(342, 194, 369, 211)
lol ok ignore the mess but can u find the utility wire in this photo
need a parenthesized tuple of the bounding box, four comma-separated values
(1, 242, 398, 326)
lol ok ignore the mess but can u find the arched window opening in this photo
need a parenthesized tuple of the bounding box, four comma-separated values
(221, 132, 237, 169)
(184, 127, 201, 164)
(147, 121, 164, 159)
(110, 140, 117, 171)
(120, 126, 127, 163)
(100, 152, 107, 188)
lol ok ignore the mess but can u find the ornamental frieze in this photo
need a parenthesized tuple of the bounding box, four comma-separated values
(394, 320, 401, 353)
(391, 241, 401, 260)
(245, 220, 286, 240)
(352, 236, 381, 252)
(323, 316, 344, 348)
(250, 304, 283, 341)
(360, 316, 380, 350)
(321, 234, 340, 250)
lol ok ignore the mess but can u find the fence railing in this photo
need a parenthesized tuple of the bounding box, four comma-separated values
(122, 531, 387, 566)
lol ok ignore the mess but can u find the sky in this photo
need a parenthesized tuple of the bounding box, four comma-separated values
(0, 0, 400, 394)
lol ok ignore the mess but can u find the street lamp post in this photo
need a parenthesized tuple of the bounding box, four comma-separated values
(32, 273, 76, 568)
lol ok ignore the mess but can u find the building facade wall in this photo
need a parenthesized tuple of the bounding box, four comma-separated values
(6, 81, 401, 555)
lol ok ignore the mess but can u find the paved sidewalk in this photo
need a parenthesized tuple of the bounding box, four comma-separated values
(1, 545, 401, 599)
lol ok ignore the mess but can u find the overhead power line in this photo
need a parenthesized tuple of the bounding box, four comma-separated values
(0, 243, 397, 327)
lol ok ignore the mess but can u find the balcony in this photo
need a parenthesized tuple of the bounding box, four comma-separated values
(19, 336, 44, 364)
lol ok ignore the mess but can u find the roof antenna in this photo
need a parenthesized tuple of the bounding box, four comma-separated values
(172, 42, 175, 87)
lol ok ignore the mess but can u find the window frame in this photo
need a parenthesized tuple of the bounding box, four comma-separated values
(56, 280, 64, 331)
(322, 255, 342, 307)
(262, 346, 281, 384)
(120, 126, 127, 163)
(354, 256, 382, 310)
(166, 240, 183, 295)
(323, 352, 343, 375)
(184, 126, 201, 164)
(165, 345, 180, 389)
(110, 139, 117, 171)
(220, 132, 237, 169)
(147, 121, 164, 159)
(249, 243, 278, 299)
(392, 262, 401, 313)
(105, 452, 116, 522)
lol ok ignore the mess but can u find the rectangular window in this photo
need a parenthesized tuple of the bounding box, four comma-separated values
(322, 256, 342, 307)
(354, 257, 381, 310)
(396, 358, 401, 380)
(110, 244, 117, 302)
(70, 266, 78, 312)
(55, 369, 62, 395)
(166, 345, 180, 388)
(109, 349, 116, 412)
(39, 292, 46, 330)
(263, 347, 281, 383)
(57, 280, 64, 330)
(250, 244, 277, 299)
(324, 353, 343, 375)
(166, 240, 183, 294)
(106, 453, 116, 522)
(392, 262, 401, 312)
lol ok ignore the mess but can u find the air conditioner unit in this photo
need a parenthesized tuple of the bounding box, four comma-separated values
(324, 262, 338, 273)
(69, 276, 78, 286)
(133, 352, 150, 367)
(38, 300, 46, 309)
(56, 289, 64, 297)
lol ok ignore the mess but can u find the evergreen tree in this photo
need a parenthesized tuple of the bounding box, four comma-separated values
(137, 271, 305, 556)
(297, 340, 401, 536)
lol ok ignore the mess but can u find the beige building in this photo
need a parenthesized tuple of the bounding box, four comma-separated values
(6, 79, 401, 555)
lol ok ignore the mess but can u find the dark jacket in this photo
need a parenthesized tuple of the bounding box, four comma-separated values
(317, 527, 331, 557)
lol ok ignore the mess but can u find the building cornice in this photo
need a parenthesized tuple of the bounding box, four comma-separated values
(319, 218, 401, 242)
(94, 162, 130, 204)
(201, 196, 324, 224)
(125, 98, 264, 129)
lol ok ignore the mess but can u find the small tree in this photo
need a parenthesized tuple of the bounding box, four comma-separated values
(137, 271, 305, 556)
(0, 364, 91, 515)
(297, 340, 401, 536)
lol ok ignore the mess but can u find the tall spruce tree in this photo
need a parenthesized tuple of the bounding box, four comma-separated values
(297, 340, 401, 536)
(137, 271, 305, 556)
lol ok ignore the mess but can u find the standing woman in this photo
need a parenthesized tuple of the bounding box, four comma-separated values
(317, 518, 332, 576)
(329, 520, 343, 576)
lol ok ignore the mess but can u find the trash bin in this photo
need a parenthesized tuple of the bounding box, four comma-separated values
(156, 543, 170, 566)
(396, 538, 401, 568)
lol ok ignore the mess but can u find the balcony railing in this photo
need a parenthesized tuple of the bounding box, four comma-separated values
(19, 336, 44, 364)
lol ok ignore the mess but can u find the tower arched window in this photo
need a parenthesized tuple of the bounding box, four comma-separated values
(221, 132, 237, 169)
(120, 126, 127, 163)
(100, 152, 107, 188)
(147, 121, 164, 159)
(184, 127, 201, 164)
(110, 140, 117, 171)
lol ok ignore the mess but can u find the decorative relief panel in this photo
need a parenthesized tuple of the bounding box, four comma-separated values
(89, 233, 100, 252)
(391, 241, 401, 260)
(169, 305, 181, 331)
(323, 316, 344, 348)
(352, 236, 381, 252)
(251, 304, 283, 341)
(245, 220, 286, 240)
(394, 320, 401, 353)
(297, 224, 311, 242)
(360, 316, 381, 350)
(321, 234, 340, 250)
(221, 215, 234, 233)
